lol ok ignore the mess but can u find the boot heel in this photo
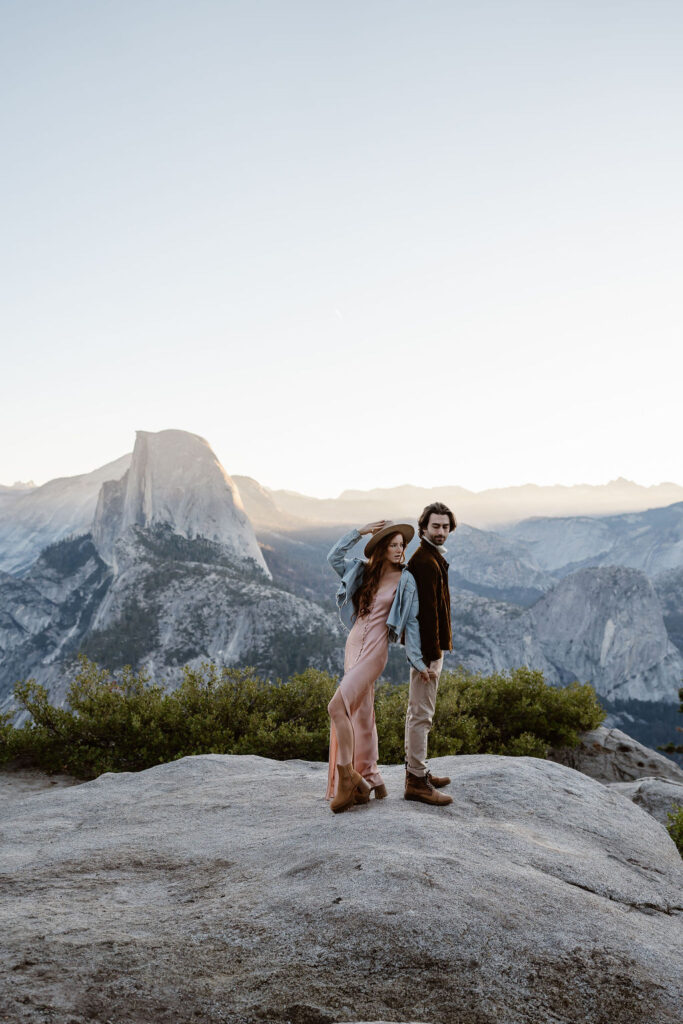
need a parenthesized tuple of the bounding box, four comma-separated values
(372, 783, 388, 799)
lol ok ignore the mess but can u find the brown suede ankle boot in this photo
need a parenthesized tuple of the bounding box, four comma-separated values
(404, 771, 453, 806)
(426, 770, 451, 789)
(331, 764, 371, 814)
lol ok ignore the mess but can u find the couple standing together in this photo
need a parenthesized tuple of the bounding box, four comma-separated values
(325, 501, 456, 814)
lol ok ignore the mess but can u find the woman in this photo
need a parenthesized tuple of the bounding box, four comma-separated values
(325, 520, 435, 813)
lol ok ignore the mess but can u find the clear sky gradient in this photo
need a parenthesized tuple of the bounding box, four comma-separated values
(2, 1, 681, 495)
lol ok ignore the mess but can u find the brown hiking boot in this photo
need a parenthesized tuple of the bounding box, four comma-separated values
(404, 771, 453, 806)
(330, 764, 371, 814)
(426, 770, 451, 789)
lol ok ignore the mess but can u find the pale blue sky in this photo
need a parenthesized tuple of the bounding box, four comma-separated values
(2, 1, 681, 495)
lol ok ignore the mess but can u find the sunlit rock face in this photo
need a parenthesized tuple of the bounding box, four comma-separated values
(0, 521, 343, 711)
(93, 430, 268, 576)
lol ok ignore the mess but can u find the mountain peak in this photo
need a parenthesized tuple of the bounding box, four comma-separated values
(93, 430, 268, 574)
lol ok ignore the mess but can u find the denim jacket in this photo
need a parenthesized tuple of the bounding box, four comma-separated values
(327, 529, 427, 673)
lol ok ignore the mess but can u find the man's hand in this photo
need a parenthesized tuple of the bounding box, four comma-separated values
(419, 668, 439, 683)
(359, 520, 389, 536)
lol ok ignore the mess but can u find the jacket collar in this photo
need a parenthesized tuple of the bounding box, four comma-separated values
(421, 535, 447, 556)
(419, 537, 449, 566)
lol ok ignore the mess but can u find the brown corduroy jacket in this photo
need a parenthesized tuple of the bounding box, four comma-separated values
(407, 540, 452, 664)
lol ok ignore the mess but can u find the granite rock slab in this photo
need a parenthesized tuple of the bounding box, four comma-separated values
(1, 753, 682, 1024)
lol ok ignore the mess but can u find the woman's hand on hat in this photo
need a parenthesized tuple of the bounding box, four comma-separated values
(359, 520, 389, 536)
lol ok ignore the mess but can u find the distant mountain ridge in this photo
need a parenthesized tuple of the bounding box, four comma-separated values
(1, 431, 682, 733)
(260, 477, 683, 530)
(503, 502, 683, 577)
(4, 464, 683, 540)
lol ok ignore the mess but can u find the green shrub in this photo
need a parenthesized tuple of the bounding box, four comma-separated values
(1, 656, 337, 778)
(430, 665, 604, 756)
(666, 805, 683, 857)
(0, 657, 604, 779)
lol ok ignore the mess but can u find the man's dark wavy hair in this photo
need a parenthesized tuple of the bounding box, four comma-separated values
(418, 501, 457, 538)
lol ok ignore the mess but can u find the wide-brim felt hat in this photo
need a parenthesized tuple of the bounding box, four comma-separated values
(364, 521, 415, 558)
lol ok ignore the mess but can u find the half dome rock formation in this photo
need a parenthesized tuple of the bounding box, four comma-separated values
(0, 432, 349, 706)
(1, 754, 681, 1024)
(93, 430, 268, 576)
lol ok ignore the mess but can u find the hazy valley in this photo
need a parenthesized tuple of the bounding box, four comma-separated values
(1, 430, 682, 755)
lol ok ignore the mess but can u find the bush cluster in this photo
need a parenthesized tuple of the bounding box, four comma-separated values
(0, 657, 605, 780)
(377, 665, 604, 762)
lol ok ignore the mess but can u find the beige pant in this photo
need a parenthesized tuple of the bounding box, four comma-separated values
(405, 655, 444, 777)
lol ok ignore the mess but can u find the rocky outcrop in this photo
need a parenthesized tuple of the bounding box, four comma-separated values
(93, 430, 268, 575)
(1, 753, 681, 1024)
(548, 726, 683, 784)
(608, 777, 683, 826)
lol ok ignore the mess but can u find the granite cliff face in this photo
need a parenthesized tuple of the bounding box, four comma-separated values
(93, 430, 268, 575)
(447, 567, 683, 702)
(0, 536, 111, 700)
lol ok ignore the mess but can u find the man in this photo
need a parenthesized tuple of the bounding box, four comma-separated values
(404, 501, 457, 806)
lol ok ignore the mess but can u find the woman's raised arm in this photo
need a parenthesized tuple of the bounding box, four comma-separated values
(326, 520, 389, 578)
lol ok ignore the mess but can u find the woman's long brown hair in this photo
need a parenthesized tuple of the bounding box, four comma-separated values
(352, 532, 404, 619)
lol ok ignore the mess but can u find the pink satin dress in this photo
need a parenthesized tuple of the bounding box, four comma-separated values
(326, 573, 399, 799)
